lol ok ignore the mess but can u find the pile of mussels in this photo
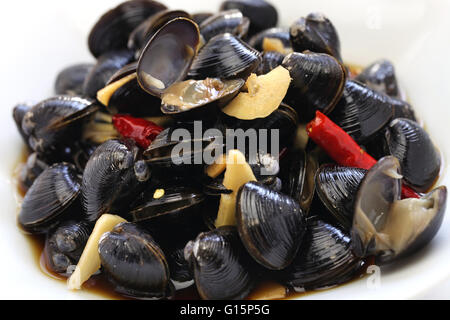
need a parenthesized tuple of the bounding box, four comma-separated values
(13, 0, 447, 300)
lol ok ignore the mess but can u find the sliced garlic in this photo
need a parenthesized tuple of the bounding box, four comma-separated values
(67, 214, 127, 290)
(222, 66, 291, 120)
(215, 150, 257, 227)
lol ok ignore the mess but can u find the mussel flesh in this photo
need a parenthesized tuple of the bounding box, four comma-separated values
(352, 156, 447, 263)
(248, 27, 291, 53)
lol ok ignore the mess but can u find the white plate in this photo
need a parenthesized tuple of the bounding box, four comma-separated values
(0, 0, 449, 300)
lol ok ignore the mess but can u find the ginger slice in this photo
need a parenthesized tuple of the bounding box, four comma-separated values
(215, 150, 257, 227)
(97, 73, 137, 106)
(67, 214, 127, 290)
(222, 66, 291, 120)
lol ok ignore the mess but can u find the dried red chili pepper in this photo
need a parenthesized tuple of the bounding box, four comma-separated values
(112, 114, 163, 149)
(307, 111, 419, 199)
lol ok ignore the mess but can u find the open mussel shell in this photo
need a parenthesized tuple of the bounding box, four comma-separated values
(137, 18, 200, 97)
(99, 222, 172, 299)
(236, 181, 306, 270)
(44, 220, 93, 275)
(199, 9, 250, 42)
(88, 0, 167, 58)
(282, 51, 347, 122)
(18, 163, 81, 234)
(279, 149, 318, 214)
(290, 12, 342, 62)
(130, 185, 205, 222)
(248, 27, 291, 52)
(315, 165, 367, 230)
(220, 0, 278, 37)
(184, 226, 257, 300)
(281, 216, 363, 291)
(54, 63, 94, 96)
(352, 156, 447, 264)
(82, 49, 135, 99)
(98, 65, 163, 117)
(128, 10, 192, 55)
(81, 139, 148, 221)
(160, 78, 245, 116)
(329, 80, 394, 144)
(188, 33, 262, 80)
(355, 59, 402, 100)
(21, 96, 98, 160)
(383, 118, 441, 192)
(255, 51, 285, 75)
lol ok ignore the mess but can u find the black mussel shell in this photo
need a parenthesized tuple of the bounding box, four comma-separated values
(290, 12, 342, 62)
(44, 220, 93, 275)
(137, 18, 200, 97)
(81, 139, 147, 221)
(220, 103, 298, 151)
(281, 217, 363, 291)
(128, 10, 191, 55)
(161, 78, 245, 116)
(99, 222, 172, 299)
(88, 0, 167, 58)
(18, 163, 81, 234)
(100, 70, 163, 117)
(192, 12, 214, 25)
(143, 124, 224, 171)
(315, 165, 367, 230)
(236, 181, 306, 270)
(391, 99, 417, 122)
(130, 185, 205, 222)
(279, 149, 318, 214)
(329, 80, 394, 144)
(282, 51, 346, 122)
(21, 96, 98, 160)
(200, 9, 250, 42)
(184, 226, 257, 300)
(54, 63, 94, 96)
(18, 152, 48, 193)
(355, 59, 402, 100)
(220, 0, 278, 37)
(188, 33, 262, 80)
(254, 51, 285, 75)
(352, 156, 447, 263)
(82, 49, 135, 99)
(13, 102, 33, 147)
(248, 27, 291, 52)
(384, 118, 441, 192)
